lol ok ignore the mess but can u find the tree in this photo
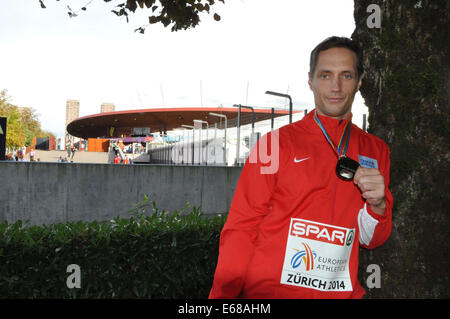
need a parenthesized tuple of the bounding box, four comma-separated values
(0, 90, 54, 150)
(17, 107, 54, 145)
(352, 0, 449, 298)
(0, 90, 26, 149)
(38, 0, 225, 33)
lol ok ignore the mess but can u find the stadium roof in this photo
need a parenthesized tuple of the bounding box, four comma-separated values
(67, 107, 296, 139)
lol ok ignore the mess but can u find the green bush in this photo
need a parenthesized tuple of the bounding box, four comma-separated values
(0, 196, 227, 298)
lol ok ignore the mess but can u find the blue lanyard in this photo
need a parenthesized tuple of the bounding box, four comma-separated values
(313, 110, 352, 158)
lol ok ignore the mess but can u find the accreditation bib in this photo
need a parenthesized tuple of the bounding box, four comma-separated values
(280, 218, 355, 292)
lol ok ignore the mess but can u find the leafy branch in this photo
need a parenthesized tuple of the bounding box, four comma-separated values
(38, 0, 225, 33)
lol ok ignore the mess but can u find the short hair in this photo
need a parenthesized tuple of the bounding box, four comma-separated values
(309, 36, 364, 79)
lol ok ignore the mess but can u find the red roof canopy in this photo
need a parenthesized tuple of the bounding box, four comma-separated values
(67, 107, 295, 139)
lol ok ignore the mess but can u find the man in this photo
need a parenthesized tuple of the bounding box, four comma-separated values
(71, 145, 76, 160)
(67, 144, 72, 159)
(209, 36, 393, 299)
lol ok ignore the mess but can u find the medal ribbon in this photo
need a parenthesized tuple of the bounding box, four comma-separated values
(313, 110, 352, 158)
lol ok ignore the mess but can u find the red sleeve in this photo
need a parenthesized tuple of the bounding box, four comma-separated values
(359, 143, 393, 250)
(209, 131, 283, 298)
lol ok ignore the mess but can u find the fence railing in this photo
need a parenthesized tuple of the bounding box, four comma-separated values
(148, 138, 227, 166)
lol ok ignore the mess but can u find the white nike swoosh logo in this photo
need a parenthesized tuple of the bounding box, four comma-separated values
(294, 157, 310, 163)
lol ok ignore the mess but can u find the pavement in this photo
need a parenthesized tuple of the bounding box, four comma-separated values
(27, 150, 150, 164)
(29, 150, 110, 163)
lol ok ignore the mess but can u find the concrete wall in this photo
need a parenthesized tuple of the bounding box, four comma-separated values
(0, 162, 243, 226)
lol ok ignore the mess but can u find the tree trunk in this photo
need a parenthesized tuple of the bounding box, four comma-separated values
(352, 0, 449, 298)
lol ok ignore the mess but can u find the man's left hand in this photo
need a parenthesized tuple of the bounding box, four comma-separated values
(353, 167, 386, 216)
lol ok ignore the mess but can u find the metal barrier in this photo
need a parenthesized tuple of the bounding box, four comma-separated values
(148, 138, 226, 165)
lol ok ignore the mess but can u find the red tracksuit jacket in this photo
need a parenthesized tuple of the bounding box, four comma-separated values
(209, 110, 393, 299)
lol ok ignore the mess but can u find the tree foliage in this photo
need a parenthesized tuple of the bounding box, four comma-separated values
(0, 90, 53, 149)
(38, 0, 225, 33)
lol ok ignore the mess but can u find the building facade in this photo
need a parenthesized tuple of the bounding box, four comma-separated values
(65, 99, 80, 150)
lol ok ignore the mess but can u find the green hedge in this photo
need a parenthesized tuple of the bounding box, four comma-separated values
(0, 196, 227, 298)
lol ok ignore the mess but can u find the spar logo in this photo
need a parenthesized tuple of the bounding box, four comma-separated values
(291, 243, 317, 271)
(290, 219, 348, 246)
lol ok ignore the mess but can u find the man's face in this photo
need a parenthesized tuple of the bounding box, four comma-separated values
(308, 47, 362, 120)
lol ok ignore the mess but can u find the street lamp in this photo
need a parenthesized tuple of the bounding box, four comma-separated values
(232, 104, 255, 166)
(181, 125, 195, 164)
(174, 127, 188, 164)
(265, 90, 293, 124)
(209, 112, 227, 166)
(194, 119, 209, 165)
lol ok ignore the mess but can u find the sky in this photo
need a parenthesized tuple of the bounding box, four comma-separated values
(0, 0, 368, 137)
